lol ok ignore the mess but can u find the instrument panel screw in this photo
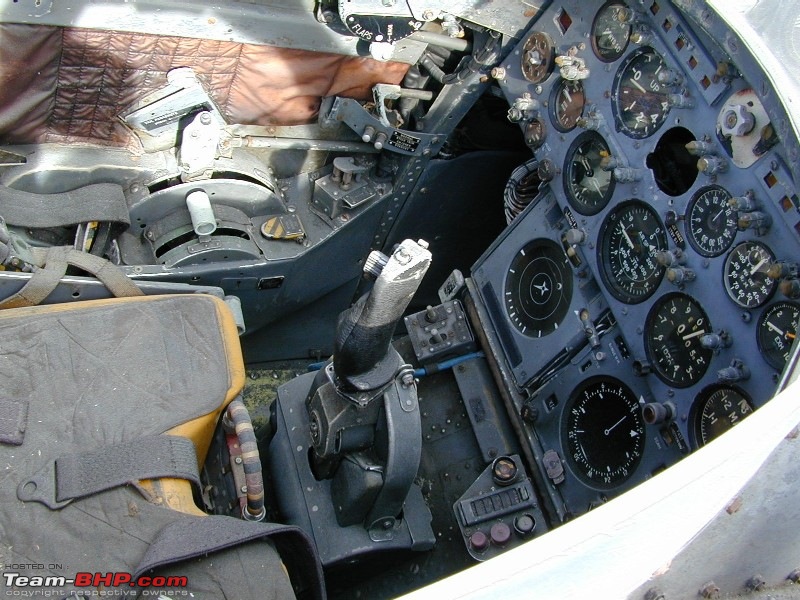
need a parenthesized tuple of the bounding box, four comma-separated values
(644, 588, 665, 600)
(699, 581, 720, 599)
(234, 456, 243, 465)
(240, 485, 248, 494)
(745, 575, 766, 591)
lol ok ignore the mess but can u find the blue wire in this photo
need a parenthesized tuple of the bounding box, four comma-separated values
(413, 351, 485, 377)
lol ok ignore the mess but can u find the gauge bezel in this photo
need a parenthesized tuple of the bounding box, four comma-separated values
(504, 238, 574, 338)
(756, 300, 800, 371)
(685, 185, 738, 258)
(549, 78, 586, 133)
(644, 292, 713, 388)
(612, 46, 671, 139)
(598, 199, 668, 304)
(723, 240, 778, 309)
(590, 0, 632, 62)
(563, 130, 616, 216)
(690, 384, 754, 447)
(562, 375, 646, 490)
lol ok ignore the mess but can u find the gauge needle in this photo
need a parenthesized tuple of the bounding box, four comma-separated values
(682, 329, 706, 341)
(533, 281, 549, 295)
(767, 322, 785, 337)
(711, 208, 725, 223)
(630, 78, 647, 93)
(622, 227, 635, 249)
(604, 416, 626, 436)
(750, 257, 768, 275)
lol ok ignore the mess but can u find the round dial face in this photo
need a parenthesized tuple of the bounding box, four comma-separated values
(591, 1, 632, 62)
(692, 385, 754, 446)
(757, 301, 800, 370)
(563, 376, 645, 489)
(524, 118, 547, 148)
(564, 131, 616, 216)
(505, 239, 573, 338)
(645, 292, 713, 388)
(521, 31, 556, 83)
(550, 78, 586, 132)
(723, 241, 777, 308)
(598, 200, 668, 303)
(685, 185, 738, 257)
(613, 47, 671, 139)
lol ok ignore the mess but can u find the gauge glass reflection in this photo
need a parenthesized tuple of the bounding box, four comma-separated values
(563, 376, 645, 489)
(692, 385, 753, 446)
(613, 47, 671, 138)
(591, 1, 632, 62)
(598, 200, 667, 303)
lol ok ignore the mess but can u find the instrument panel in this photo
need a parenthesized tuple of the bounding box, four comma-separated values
(471, 0, 800, 520)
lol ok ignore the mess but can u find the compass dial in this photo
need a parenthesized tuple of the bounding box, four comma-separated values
(505, 238, 573, 338)
(757, 301, 800, 370)
(692, 385, 754, 446)
(685, 185, 738, 257)
(550, 78, 586, 132)
(591, 1, 632, 62)
(645, 292, 713, 388)
(563, 376, 645, 489)
(613, 47, 671, 139)
(598, 200, 668, 304)
(723, 241, 777, 308)
(563, 131, 615, 216)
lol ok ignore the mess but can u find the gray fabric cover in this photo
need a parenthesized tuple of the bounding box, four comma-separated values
(0, 295, 296, 598)
(0, 295, 231, 447)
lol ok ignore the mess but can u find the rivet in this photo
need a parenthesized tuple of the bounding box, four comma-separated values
(745, 575, 766, 591)
(699, 581, 719, 599)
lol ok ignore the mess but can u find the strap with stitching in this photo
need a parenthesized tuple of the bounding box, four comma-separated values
(16, 435, 200, 509)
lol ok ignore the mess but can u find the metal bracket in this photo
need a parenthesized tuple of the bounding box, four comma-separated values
(121, 67, 226, 148)
(179, 111, 222, 181)
(324, 97, 439, 156)
(366, 373, 423, 539)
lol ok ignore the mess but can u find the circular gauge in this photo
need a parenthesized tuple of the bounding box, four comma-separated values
(562, 376, 645, 489)
(524, 118, 547, 148)
(550, 78, 586, 132)
(645, 292, 713, 387)
(723, 241, 777, 308)
(598, 200, 668, 303)
(685, 185, 738, 257)
(505, 238, 573, 338)
(692, 385, 754, 446)
(564, 131, 616, 216)
(757, 301, 800, 370)
(521, 31, 556, 83)
(613, 47, 671, 139)
(591, 1, 632, 62)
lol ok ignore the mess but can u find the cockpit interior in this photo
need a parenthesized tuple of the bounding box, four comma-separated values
(1, 0, 799, 598)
